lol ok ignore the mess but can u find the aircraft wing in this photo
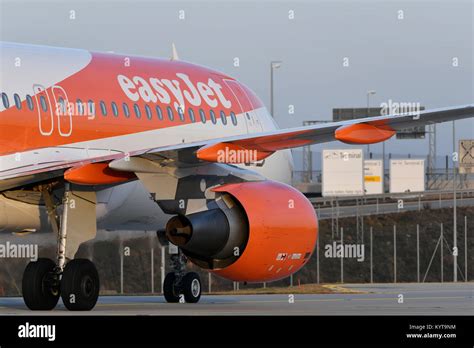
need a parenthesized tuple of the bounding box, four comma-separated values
(1, 104, 473, 188)
(140, 104, 474, 162)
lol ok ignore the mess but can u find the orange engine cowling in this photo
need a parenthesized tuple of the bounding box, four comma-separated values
(166, 180, 318, 283)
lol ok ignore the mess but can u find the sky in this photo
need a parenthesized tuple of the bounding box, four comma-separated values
(0, 0, 472, 168)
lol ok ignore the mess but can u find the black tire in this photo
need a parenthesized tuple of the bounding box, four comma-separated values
(182, 272, 201, 303)
(60, 259, 99, 311)
(22, 258, 60, 310)
(163, 272, 180, 303)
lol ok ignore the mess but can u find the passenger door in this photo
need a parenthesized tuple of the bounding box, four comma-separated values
(33, 84, 53, 136)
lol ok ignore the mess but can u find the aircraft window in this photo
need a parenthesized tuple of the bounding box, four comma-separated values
(210, 110, 217, 124)
(134, 103, 141, 118)
(77, 99, 84, 115)
(58, 97, 66, 115)
(155, 105, 163, 120)
(188, 108, 195, 123)
(145, 104, 152, 120)
(1, 93, 9, 108)
(40, 96, 48, 112)
(220, 111, 227, 125)
(167, 106, 174, 121)
(88, 100, 95, 116)
(177, 106, 185, 121)
(13, 93, 22, 109)
(230, 111, 237, 125)
(123, 103, 130, 118)
(111, 101, 119, 117)
(100, 101, 107, 116)
(26, 95, 34, 110)
(199, 108, 206, 123)
(246, 112, 251, 120)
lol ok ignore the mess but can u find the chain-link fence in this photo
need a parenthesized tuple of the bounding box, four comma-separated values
(0, 207, 472, 296)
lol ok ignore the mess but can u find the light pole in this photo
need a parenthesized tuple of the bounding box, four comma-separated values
(366, 90, 376, 158)
(453, 121, 457, 282)
(270, 61, 282, 117)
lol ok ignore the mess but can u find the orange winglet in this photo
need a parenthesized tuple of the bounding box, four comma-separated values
(335, 123, 396, 144)
(64, 163, 136, 185)
(196, 142, 273, 163)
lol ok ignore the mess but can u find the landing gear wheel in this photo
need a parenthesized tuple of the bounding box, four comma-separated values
(22, 258, 60, 310)
(163, 272, 180, 303)
(60, 259, 99, 311)
(182, 272, 201, 303)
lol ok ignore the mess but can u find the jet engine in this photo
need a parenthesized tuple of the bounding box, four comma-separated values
(165, 180, 318, 282)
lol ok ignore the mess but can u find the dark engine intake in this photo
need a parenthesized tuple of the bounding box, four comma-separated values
(165, 193, 249, 269)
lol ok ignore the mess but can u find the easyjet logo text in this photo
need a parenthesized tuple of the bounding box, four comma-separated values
(117, 73, 232, 111)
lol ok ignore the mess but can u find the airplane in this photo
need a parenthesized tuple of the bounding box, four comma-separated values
(0, 41, 472, 311)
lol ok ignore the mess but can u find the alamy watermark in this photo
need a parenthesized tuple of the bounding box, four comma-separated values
(0, 242, 38, 261)
(324, 242, 365, 262)
(18, 322, 55, 341)
(380, 99, 422, 119)
(55, 100, 95, 120)
(217, 147, 258, 163)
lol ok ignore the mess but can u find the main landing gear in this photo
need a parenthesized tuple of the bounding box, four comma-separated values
(163, 249, 202, 303)
(22, 258, 100, 311)
(22, 184, 99, 311)
(60, 259, 100, 311)
(22, 258, 60, 310)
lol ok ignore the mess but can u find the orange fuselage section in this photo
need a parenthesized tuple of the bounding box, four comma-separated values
(0, 45, 263, 157)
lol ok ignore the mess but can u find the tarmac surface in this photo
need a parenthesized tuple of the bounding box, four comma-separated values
(0, 282, 472, 315)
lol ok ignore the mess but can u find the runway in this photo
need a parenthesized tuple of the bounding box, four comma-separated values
(0, 282, 472, 315)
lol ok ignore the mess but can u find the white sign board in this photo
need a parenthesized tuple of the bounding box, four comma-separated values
(364, 160, 383, 194)
(322, 149, 364, 196)
(390, 159, 425, 193)
(459, 139, 474, 174)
